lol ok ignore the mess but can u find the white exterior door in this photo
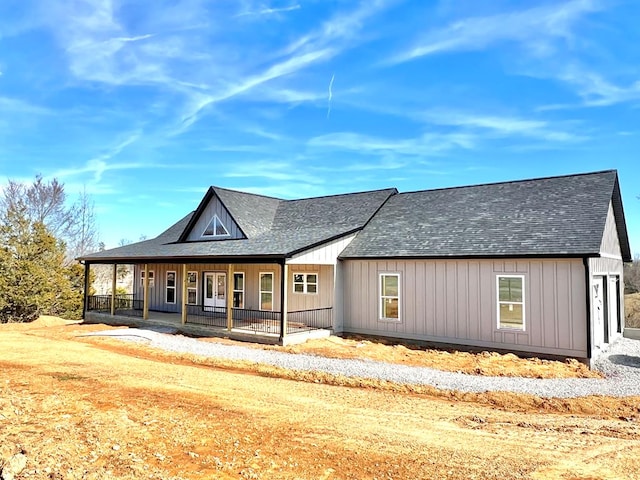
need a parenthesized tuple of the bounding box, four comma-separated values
(593, 277, 605, 348)
(204, 272, 226, 309)
(610, 276, 620, 335)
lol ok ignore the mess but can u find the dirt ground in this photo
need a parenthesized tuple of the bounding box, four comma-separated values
(1, 318, 640, 480)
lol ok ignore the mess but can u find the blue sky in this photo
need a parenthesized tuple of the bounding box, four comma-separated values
(1, 0, 639, 253)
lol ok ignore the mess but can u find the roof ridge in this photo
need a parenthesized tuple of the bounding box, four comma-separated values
(398, 170, 617, 196)
(283, 187, 398, 203)
(212, 186, 284, 201)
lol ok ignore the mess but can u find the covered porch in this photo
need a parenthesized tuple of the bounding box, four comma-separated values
(82, 258, 335, 345)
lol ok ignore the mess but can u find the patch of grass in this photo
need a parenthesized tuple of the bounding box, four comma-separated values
(624, 293, 640, 328)
(53, 373, 87, 381)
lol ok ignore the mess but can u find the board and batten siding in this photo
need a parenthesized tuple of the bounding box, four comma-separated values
(587, 201, 625, 351)
(185, 194, 244, 241)
(134, 263, 333, 313)
(288, 234, 357, 265)
(341, 258, 588, 358)
(598, 201, 622, 260)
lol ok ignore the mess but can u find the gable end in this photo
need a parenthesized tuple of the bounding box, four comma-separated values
(179, 187, 246, 242)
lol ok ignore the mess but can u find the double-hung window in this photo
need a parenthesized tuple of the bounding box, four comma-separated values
(293, 273, 318, 294)
(140, 270, 154, 289)
(259, 272, 273, 311)
(379, 273, 400, 321)
(233, 272, 245, 308)
(497, 275, 525, 330)
(166, 271, 176, 304)
(186, 271, 197, 305)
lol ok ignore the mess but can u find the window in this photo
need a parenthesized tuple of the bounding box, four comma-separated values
(140, 270, 154, 289)
(497, 275, 525, 330)
(379, 274, 400, 321)
(202, 214, 229, 237)
(166, 271, 176, 304)
(233, 272, 244, 308)
(259, 272, 273, 311)
(186, 271, 197, 305)
(293, 273, 318, 294)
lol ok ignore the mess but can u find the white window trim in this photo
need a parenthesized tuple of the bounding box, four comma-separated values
(140, 270, 154, 289)
(292, 272, 318, 295)
(233, 272, 245, 309)
(379, 273, 400, 322)
(201, 214, 230, 238)
(496, 274, 526, 331)
(259, 272, 274, 311)
(165, 271, 176, 304)
(186, 271, 198, 305)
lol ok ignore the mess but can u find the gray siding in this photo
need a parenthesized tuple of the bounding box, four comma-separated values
(341, 259, 588, 358)
(134, 263, 333, 312)
(599, 201, 622, 258)
(186, 194, 244, 241)
(288, 265, 334, 311)
(288, 234, 356, 265)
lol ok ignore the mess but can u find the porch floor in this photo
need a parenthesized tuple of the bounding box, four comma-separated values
(83, 311, 331, 346)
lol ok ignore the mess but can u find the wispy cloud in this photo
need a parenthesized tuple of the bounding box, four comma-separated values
(308, 131, 476, 157)
(236, 2, 301, 18)
(420, 109, 586, 142)
(223, 159, 326, 185)
(52, 131, 141, 182)
(539, 66, 640, 109)
(388, 0, 600, 64)
(0, 96, 52, 116)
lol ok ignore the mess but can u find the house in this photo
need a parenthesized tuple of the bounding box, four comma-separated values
(80, 170, 632, 363)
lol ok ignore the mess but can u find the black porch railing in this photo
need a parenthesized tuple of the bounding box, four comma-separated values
(87, 295, 111, 313)
(286, 307, 333, 334)
(86, 296, 333, 335)
(232, 308, 281, 334)
(185, 305, 282, 334)
(86, 294, 143, 318)
(184, 304, 228, 328)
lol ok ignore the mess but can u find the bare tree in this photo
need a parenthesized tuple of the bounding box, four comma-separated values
(67, 187, 99, 259)
(1, 175, 101, 261)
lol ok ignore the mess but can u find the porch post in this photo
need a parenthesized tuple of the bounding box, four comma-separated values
(279, 261, 288, 342)
(83, 261, 91, 318)
(181, 264, 188, 325)
(143, 263, 149, 320)
(226, 264, 234, 331)
(110, 263, 117, 316)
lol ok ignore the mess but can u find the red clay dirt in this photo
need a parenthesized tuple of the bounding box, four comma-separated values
(1, 318, 639, 480)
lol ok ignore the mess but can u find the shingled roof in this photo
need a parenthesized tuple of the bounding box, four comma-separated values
(340, 170, 632, 261)
(80, 187, 397, 262)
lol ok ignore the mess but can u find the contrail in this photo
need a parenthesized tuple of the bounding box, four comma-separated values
(327, 73, 335, 119)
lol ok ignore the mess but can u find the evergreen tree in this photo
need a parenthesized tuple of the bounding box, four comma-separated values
(0, 177, 89, 322)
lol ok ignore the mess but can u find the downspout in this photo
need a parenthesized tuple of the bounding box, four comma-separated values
(583, 257, 592, 360)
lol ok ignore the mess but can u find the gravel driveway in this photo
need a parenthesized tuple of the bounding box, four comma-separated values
(84, 327, 640, 399)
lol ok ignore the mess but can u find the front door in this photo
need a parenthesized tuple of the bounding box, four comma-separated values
(204, 272, 226, 309)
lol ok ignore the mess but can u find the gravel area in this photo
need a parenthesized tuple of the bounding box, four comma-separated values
(83, 327, 640, 398)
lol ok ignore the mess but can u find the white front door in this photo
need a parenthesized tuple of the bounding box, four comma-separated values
(204, 272, 226, 309)
(593, 277, 604, 348)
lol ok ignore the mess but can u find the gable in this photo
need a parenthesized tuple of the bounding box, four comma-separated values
(185, 192, 244, 241)
(600, 201, 622, 258)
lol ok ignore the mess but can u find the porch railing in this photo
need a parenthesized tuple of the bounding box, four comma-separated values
(86, 294, 143, 318)
(286, 307, 333, 333)
(232, 308, 281, 334)
(86, 296, 333, 334)
(185, 305, 282, 334)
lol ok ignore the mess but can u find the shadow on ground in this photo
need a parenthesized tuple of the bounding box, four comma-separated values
(607, 354, 640, 368)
